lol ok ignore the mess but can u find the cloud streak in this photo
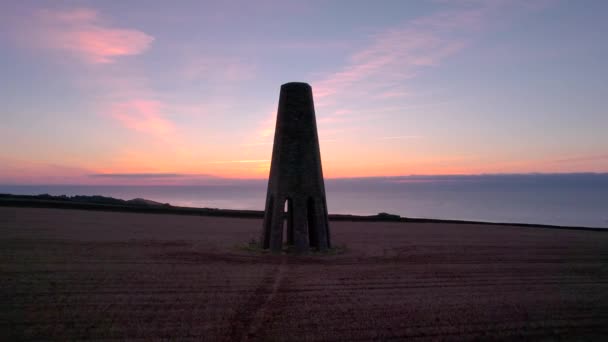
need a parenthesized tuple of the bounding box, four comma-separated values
(109, 100, 176, 140)
(311, 7, 482, 105)
(306, 0, 553, 133)
(32, 8, 154, 64)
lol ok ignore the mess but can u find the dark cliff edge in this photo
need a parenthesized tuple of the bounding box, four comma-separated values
(0, 193, 605, 231)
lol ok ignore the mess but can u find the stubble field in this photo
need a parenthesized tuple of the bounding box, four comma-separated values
(1, 207, 607, 340)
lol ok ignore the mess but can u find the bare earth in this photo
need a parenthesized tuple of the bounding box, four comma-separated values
(1, 207, 607, 341)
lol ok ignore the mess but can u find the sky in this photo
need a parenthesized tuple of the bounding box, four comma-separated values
(0, 0, 607, 185)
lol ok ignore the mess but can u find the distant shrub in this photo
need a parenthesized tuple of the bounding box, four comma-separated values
(376, 212, 401, 220)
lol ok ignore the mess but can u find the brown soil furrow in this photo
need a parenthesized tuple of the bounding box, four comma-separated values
(224, 256, 287, 341)
(239, 256, 288, 341)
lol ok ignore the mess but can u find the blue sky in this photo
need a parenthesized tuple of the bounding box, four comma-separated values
(0, 0, 607, 184)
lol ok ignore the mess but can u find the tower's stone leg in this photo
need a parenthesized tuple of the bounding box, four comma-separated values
(261, 82, 331, 253)
(261, 194, 273, 248)
(286, 198, 294, 246)
(292, 197, 310, 253)
(310, 197, 330, 250)
(264, 195, 285, 251)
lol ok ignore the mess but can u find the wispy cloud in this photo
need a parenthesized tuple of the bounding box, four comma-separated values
(311, 7, 482, 106)
(109, 100, 175, 140)
(33, 10, 224, 157)
(306, 0, 549, 134)
(31, 8, 154, 64)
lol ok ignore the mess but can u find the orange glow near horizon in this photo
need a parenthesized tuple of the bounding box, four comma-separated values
(1, 3, 607, 185)
(3, 150, 606, 185)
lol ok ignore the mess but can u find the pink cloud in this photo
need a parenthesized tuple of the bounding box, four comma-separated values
(109, 100, 175, 139)
(310, 0, 560, 108)
(312, 9, 477, 105)
(32, 8, 154, 64)
(308, 1, 552, 127)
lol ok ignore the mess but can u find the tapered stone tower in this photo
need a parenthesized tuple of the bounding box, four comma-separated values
(261, 82, 331, 252)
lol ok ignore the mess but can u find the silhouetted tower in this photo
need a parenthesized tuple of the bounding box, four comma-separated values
(261, 82, 331, 252)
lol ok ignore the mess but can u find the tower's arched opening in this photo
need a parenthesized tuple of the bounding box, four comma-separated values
(307, 197, 318, 248)
(283, 198, 294, 245)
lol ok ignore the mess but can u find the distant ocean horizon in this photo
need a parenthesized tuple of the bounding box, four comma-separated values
(2, 174, 607, 228)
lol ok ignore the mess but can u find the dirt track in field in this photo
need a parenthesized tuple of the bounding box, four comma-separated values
(1, 207, 607, 340)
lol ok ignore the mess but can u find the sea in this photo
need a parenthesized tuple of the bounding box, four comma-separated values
(2, 174, 607, 228)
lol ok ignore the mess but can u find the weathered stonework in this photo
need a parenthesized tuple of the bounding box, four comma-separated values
(261, 82, 331, 252)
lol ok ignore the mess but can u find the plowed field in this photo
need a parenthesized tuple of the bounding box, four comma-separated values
(1, 207, 607, 340)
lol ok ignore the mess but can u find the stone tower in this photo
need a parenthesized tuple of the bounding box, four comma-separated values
(261, 82, 331, 252)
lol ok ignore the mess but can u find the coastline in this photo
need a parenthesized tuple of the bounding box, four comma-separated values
(1, 193, 605, 231)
